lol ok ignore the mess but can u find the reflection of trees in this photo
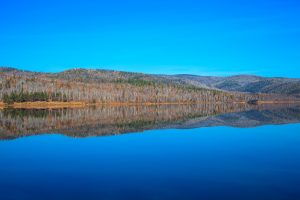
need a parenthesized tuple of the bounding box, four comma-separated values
(0, 104, 300, 140)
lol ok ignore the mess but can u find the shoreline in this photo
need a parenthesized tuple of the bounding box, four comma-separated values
(0, 100, 300, 109)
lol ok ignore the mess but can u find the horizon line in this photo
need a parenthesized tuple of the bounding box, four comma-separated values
(0, 66, 299, 79)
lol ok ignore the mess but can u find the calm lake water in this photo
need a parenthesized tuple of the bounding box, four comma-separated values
(0, 105, 300, 200)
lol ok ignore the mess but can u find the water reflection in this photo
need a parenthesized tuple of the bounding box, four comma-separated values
(1, 103, 300, 140)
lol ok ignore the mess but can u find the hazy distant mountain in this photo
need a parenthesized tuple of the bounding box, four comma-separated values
(169, 74, 300, 96)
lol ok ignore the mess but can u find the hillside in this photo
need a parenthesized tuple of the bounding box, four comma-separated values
(170, 74, 300, 96)
(0, 67, 298, 105)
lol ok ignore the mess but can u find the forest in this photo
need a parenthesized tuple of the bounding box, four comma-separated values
(0, 67, 296, 105)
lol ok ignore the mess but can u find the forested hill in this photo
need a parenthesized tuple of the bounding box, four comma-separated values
(166, 74, 300, 97)
(0, 67, 298, 104)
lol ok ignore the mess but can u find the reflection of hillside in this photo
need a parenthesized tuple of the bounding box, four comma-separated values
(170, 106, 300, 129)
(0, 104, 300, 140)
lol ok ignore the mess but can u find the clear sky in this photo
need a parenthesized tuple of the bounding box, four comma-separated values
(0, 0, 299, 77)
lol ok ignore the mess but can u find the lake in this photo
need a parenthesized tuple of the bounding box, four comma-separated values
(0, 104, 300, 200)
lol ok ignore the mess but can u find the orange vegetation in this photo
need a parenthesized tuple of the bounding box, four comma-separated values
(0, 100, 300, 109)
(5, 101, 87, 109)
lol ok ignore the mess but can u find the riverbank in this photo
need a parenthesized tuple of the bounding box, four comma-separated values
(0, 100, 300, 109)
(0, 101, 87, 109)
(0, 101, 229, 109)
(0, 101, 221, 109)
(256, 100, 300, 105)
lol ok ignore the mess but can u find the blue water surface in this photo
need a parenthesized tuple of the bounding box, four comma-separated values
(1, 124, 300, 200)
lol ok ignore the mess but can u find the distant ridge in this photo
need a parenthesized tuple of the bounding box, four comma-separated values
(171, 74, 300, 96)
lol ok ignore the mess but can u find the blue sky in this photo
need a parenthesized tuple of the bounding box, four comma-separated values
(0, 0, 299, 77)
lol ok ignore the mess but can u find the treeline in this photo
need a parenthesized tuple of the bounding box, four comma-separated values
(2, 92, 68, 104)
(0, 69, 293, 104)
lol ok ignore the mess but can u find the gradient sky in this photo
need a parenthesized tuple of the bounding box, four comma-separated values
(0, 0, 300, 77)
